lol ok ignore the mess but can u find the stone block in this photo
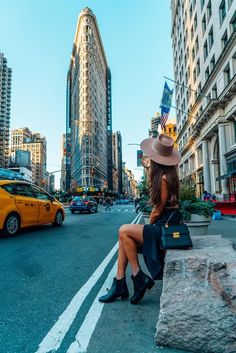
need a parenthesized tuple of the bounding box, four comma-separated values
(155, 235, 236, 353)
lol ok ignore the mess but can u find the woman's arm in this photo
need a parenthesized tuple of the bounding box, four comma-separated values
(149, 177, 168, 224)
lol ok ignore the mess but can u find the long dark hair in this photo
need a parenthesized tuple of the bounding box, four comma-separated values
(149, 160, 179, 206)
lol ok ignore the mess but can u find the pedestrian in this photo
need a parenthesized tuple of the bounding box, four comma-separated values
(105, 196, 112, 211)
(202, 190, 211, 201)
(99, 134, 182, 304)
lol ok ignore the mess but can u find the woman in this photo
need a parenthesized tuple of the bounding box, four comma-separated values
(99, 134, 182, 305)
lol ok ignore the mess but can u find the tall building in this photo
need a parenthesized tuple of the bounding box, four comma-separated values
(149, 112, 160, 138)
(171, 0, 236, 197)
(66, 7, 112, 192)
(162, 122, 177, 144)
(0, 53, 12, 168)
(60, 134, 66, 191)
(11, 128, 47, 187)
(112, 131, 123, 194)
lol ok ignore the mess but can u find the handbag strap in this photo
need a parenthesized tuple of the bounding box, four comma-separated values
(165, 210, 181, 228)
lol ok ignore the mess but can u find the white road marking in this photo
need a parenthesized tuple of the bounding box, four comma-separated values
(66, 212, 143, 353)
(66, 261, 117, 353)
(35, 212, 141, 353)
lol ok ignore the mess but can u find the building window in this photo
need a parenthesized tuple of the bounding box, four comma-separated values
(221, 30, 228, 49)
(219, 0, 226, 25)
(190, 4, 193, 18)
(224, 64, 231, 86)
(207, 0, 212, 21)
(191, 25, 194, 39)
(202, 15, 206, 35)
(193, 68, 197, 82)
(230, 11, 236, 34)
(201, 0, 205, 10)
(203, 40, 208, 60)
(192, 47, 195, 61)
(196, 59, 200, 76)
(232, 52, 236, 75)
(228, 0, 233, 9)
(208, 26, 214, 50)
(210, 55, 215, 71)
(234, 121, 236, 143)
(205, 66, 210, 81)
(198, 83, 202, 95)
(195, 36, 199, 52)
(194, 14, 197, 30)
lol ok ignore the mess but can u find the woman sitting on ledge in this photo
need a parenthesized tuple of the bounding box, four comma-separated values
(99, 134, 182, 304)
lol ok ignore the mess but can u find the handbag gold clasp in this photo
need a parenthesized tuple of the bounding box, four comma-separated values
(165, 223, 169, 228)
(173, 232, 180, 239)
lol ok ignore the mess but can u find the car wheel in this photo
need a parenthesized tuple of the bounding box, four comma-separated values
(3, 213, 20, 236)
(53, 210, 63, 226)
(71, 210, 75, 214)
(95, 207, 98, 213)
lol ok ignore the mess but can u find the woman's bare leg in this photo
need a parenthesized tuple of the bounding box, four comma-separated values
(118, 224, 144, 276)
(116, 237, 128, 279)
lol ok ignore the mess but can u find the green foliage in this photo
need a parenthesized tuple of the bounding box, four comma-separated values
(137, 175, 149, 197)
(139, 195, 152, 214)
(137, 176, 152, 213)
(180, 199, 215, 221)
(179, 186, 197, 202)
(179, 186, 215, 221)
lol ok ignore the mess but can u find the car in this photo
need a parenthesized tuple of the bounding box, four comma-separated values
(119, 198, 130, 205)
(70, 196, 98, 214)
(0, 180, 65, 236)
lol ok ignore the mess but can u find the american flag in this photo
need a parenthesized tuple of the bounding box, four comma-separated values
(160, 82, 173, 130)
(160, 107, 169, 130)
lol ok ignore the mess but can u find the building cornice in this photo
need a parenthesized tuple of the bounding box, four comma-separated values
(178, 73, 236, 156)
(177, 31, 236, 145)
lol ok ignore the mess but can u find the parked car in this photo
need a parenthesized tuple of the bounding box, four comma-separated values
(70, 196, 98, 214)
(0, 180, 65, 236)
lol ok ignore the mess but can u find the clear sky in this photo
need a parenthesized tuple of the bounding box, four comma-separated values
(0, 0, 174, 187)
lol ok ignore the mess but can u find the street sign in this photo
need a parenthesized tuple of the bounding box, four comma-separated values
(137, 150, 143, 167)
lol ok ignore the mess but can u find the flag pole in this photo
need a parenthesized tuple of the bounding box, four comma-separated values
(170, 104, 197, 119)
(164, 76, 213, 101)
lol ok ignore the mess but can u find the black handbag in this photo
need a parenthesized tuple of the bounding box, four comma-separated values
(161, 211, 193, 250)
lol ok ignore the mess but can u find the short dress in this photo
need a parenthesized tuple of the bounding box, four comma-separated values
(142, 207, 183, 280)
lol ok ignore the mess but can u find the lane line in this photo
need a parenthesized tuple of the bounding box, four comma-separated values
(35, 212, 141, 353)
(66, 261, 118, 353)
(66, 212, 143, 353)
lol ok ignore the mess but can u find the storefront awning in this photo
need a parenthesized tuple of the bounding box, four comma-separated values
(216, 170, 236, 181)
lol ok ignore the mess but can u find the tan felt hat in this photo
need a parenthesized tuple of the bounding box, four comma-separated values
(140, 134, 181, 166)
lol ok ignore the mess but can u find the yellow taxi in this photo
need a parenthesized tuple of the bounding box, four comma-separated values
(0, 180, 65, 236)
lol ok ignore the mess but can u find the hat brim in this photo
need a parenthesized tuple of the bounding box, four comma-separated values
(140, 137, 181, 166)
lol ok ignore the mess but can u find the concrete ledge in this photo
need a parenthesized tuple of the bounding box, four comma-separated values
(155, 235, 236, 353)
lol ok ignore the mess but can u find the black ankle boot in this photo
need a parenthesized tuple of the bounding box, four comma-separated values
(99, 277, 129, 303)
(130, 269, 154, 304)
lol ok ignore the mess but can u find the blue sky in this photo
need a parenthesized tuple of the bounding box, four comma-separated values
(0, 0, 174, 187)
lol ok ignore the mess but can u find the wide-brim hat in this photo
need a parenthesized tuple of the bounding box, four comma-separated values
(140, 134, 181, 166)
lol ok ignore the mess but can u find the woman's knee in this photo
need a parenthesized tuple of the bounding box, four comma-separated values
(119, 224, 129, 241)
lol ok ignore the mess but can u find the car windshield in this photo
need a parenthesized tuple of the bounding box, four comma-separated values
(72, 196, 88, 201)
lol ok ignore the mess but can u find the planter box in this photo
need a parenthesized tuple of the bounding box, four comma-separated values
(185, 214, 211, 236)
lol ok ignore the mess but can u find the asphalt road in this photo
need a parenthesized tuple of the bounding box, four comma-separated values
(0, 206, 235, 353)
